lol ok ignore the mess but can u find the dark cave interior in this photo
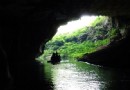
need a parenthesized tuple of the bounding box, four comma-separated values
(0, 0, 130, 89)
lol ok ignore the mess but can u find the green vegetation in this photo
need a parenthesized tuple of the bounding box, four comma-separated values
(38, 16, 119, 61)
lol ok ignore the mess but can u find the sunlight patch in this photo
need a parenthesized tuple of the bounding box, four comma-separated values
(56, 15, 97, 35)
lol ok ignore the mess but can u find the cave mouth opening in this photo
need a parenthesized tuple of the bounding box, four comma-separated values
(37, 15, 123, 63)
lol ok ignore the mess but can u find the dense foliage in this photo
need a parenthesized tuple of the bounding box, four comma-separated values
(38, 16, 119, 61)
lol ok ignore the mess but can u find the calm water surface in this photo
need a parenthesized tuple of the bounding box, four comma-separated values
(43, 60, 130, 90)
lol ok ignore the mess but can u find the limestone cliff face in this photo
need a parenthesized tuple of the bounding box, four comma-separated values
(80, 16, 130, 67)
(0, 0, 130, 89)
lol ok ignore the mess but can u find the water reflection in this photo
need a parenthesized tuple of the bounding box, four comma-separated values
(43, 60, 130, 90)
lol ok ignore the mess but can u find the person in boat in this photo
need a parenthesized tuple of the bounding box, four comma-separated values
(51, 52, 55, 60)
(55, 51, 61, 62)
(50, 51, 61, 63)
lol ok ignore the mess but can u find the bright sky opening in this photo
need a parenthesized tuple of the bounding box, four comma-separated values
(56, 15, 97, 35)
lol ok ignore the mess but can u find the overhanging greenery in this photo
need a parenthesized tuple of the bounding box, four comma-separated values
(38, 16, 119, 61)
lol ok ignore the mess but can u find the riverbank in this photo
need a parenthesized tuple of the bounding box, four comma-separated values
(78, 37, 130, 68)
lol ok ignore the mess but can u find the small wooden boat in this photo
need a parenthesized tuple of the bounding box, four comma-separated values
(48, 52, 61, 64)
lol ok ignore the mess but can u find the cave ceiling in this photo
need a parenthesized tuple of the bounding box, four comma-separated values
(0, 0, 130, 21)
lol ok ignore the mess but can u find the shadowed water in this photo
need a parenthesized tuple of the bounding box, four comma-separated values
(42, 60, 130, 90)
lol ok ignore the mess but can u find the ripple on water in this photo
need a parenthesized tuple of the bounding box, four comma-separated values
(50, 62, 105, 90)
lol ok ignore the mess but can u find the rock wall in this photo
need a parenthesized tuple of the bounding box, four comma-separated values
(83, 16, 130, 67)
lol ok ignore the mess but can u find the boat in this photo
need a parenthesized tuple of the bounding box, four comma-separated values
(47, 52, 61, 64)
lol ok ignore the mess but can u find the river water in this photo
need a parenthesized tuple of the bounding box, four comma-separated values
(42, 60, 130, 90)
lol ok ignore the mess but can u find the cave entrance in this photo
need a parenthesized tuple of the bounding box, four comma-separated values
(38, 15, 122, 62)
(36, 15, 126, 90)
